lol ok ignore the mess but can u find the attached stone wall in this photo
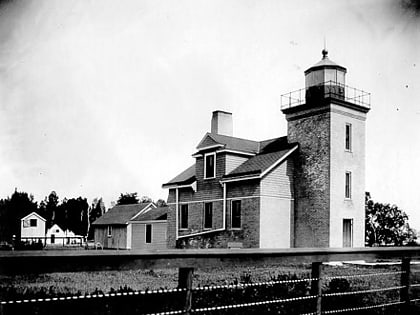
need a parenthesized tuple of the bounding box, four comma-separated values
(286, 108, 331, 247)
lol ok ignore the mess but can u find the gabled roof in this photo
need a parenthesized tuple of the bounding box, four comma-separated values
(21, 212, 46, 222)
(223, 147, 296, 179)
(196, 133, 260, 154)
(162, 164, 196, 187)
(163, 133, 298, 187)
(131, 207, 168, 222)
(92, 202, 154, 225)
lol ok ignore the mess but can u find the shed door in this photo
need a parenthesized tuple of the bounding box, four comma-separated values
(343, 219, 353, 248)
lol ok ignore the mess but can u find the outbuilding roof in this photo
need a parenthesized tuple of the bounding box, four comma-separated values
(131, 207, 168, 222)
(92, 203, 154, 225)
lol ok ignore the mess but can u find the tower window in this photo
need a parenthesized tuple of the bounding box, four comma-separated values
(345, 172, 352, 199)
(343, 219, 353, 247)
(204, 203, 213, 229)
(345, 123, 352, 151)
(180, 204, 188, 229)
(204, 153, 216, 179)
(231, 200, 241, 229)
(145, 224, 152, 243)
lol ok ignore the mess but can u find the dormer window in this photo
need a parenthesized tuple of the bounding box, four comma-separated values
(204, 153, 216, 179)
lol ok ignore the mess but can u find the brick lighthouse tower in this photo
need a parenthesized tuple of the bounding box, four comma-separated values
(281, 50, 370, 248)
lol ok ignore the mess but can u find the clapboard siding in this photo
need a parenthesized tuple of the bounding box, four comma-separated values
(95, 225, 127, 249)
(225, 154, 248, 174)
(260, 158, 294, 198)
(131, 222, 167, 250)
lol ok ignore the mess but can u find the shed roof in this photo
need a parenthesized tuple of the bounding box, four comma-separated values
(92, 203, 154, 225)
(131, 207, 168, 222)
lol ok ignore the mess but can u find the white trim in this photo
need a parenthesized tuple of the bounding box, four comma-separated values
(126, 223, 132, 249)
(195, 144, 224, 152)
(130, 202, 156, 221)
(21, 212, 46, 222)
(163, 181, 196, 192)
(204, 152, 216, 179)
(130, 220, 167, 224)
(177, 228, 225, 239)
(175, 188, 179, 240)
(217, 149, 256, 157)
(260, 145, 298, 177)
(222, 183, 226, 230)
(220, 175, 260, 183)
(167, 195, 262, 205)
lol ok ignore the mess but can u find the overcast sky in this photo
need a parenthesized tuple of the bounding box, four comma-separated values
(0, 0, 419, 228)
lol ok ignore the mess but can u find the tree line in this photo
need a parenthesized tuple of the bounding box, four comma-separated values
(0, 190, 106, 241)
(0, 190, 167, 243)
(0, 189, 416, 246)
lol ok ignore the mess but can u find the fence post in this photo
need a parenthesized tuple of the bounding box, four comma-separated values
(400, 258, 411, 313)
(179, 267, 194, 315)
(311, 262, 322, 315)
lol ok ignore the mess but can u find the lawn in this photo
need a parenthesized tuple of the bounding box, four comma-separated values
(0, 261, 419, 314)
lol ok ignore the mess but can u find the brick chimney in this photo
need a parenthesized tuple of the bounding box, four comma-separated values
(211, 110, 233, 136)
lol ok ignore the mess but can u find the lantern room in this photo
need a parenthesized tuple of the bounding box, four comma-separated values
(304, 49, 347, 103)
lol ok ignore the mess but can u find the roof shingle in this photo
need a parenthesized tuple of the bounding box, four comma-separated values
(131, 207, 168, 222)
(92, 203, 153, 225)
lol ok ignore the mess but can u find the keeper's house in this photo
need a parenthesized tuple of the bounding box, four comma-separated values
(92, 203, 168, 250)
(163, 50, 370, 249)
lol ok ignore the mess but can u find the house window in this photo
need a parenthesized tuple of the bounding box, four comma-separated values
(345, 123, 352, 151)
(204, 153, 216, 179)
(345, 172, 352, 199)
(231, 200, 241, 229)
(145, 224, 152, 244)
(204, 203, 213, 229)
(343, 219, 353, 247)
(30, 219, 37, 227)
(180, 204, 188, 229)
(107, 225, 112, 237)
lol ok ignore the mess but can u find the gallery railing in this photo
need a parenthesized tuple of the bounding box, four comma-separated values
(0, 247, 419, 315)
(281, 81, 371, 110)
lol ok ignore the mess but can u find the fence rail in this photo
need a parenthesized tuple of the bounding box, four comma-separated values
(0, 247, 419, 314)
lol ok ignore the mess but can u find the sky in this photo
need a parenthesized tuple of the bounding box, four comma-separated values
(0, 0, 419, 227)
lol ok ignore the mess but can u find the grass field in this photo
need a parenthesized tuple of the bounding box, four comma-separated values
(0, 261, 419, 314)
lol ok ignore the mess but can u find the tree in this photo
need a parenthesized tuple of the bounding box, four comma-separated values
(117, 192, 139, 205)
(59, 197, 89, 236)
(0, 189, 38, 241)
(156, 199, 167, 207)
(140, 196, 152, 203)
(87, 198, 106, 239)
(365, 192, 417, 246)
(44, 191, 59, 228)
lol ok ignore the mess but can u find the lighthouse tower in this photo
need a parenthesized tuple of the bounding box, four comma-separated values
(282, 50, 370, 248)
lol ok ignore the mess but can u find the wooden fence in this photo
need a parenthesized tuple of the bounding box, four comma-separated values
(0, 247, 419, 314)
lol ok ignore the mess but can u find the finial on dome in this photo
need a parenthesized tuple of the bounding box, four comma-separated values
(322, 48, 328, 59)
